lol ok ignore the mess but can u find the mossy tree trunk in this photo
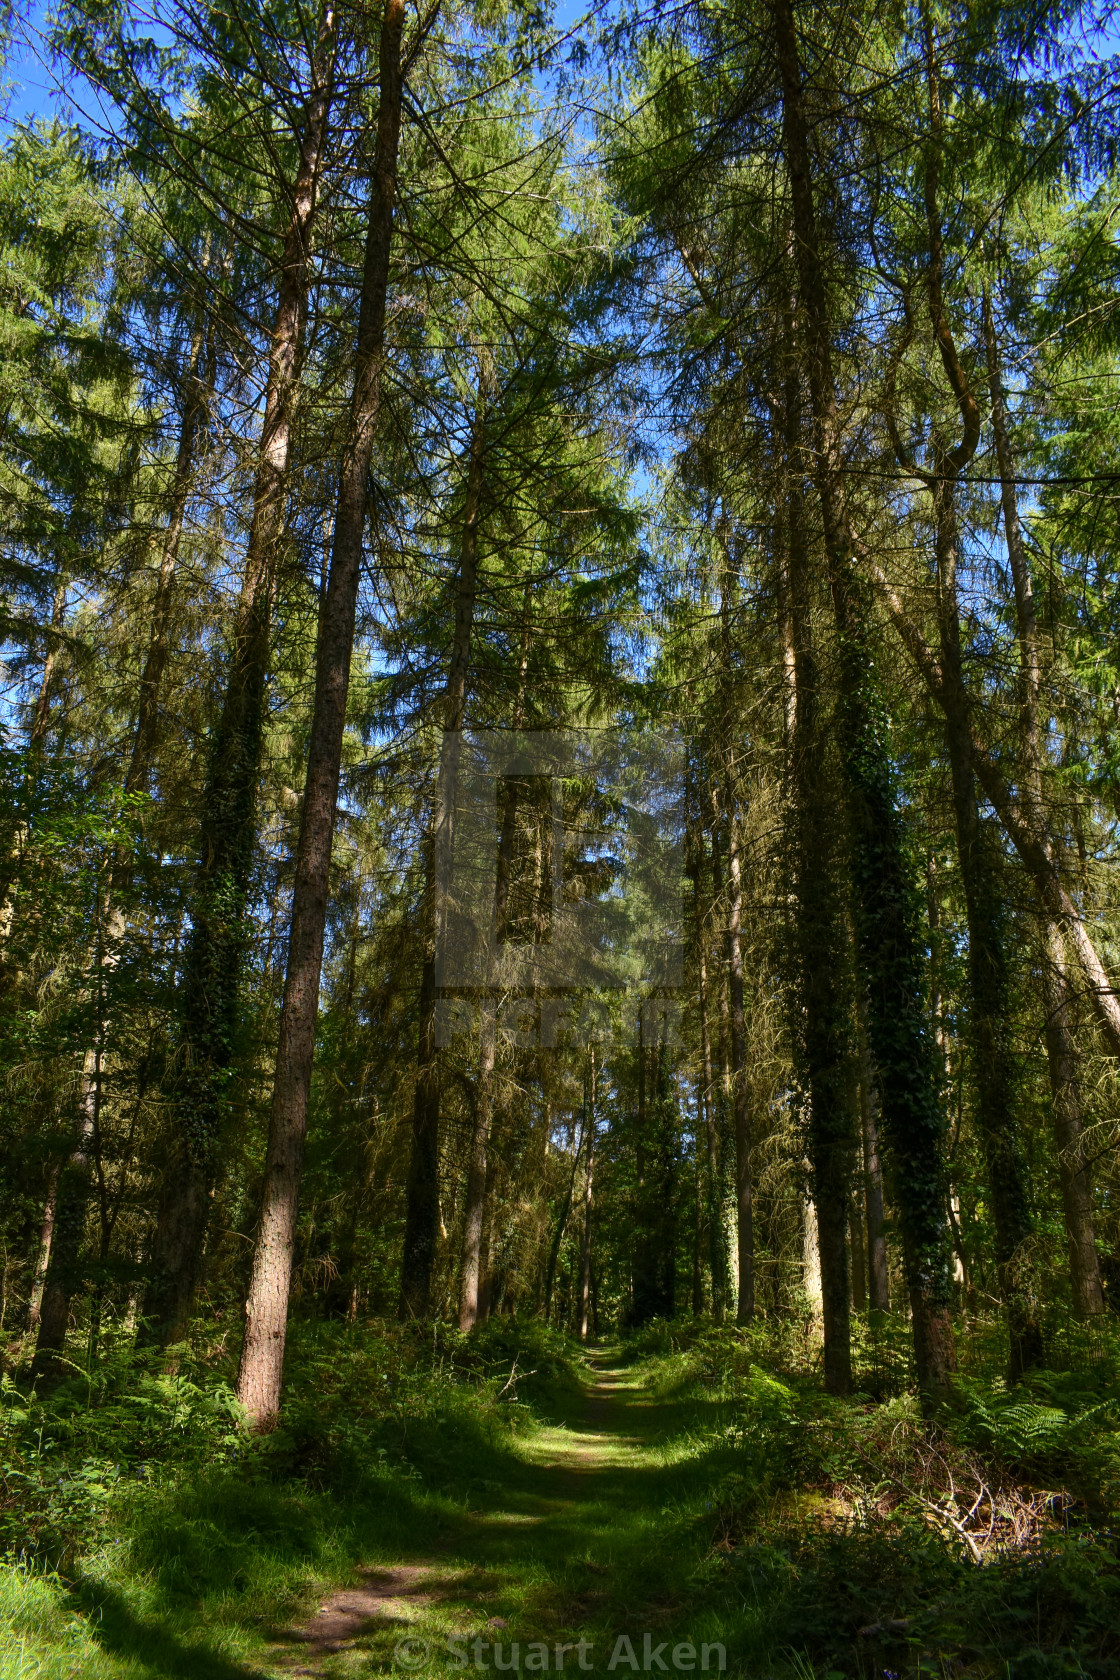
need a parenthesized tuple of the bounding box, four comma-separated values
(771, 0, 957, 1402)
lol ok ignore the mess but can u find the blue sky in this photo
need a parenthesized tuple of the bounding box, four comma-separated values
(1, 0, 599, 132)
(1, 5, 65, 128)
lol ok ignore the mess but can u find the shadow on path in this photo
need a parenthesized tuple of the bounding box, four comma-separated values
(275, 1343, 733, 1675)
(73, 1577, 273, 1680)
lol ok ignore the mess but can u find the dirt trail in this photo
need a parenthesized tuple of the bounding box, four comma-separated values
(280, 1567, 434, 1672)
(273, 1347, 662, 1675)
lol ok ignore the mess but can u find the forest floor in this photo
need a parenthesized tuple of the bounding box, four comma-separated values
(3, 1319, 1120, 1679)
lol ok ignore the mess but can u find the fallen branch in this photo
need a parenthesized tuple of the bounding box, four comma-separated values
(496, 1359, 536, 1401)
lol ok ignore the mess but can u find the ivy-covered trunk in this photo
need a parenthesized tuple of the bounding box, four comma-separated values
(982, 289, 1105, 1320)
(771, 0, 957, 1402)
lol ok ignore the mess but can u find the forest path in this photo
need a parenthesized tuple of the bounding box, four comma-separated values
(272, 1346, 726, 1680)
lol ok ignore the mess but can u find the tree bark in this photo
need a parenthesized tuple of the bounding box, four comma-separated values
(1041, 925, 1104, 1314)
(31, 863, 121, 1381)
(399, 829, 440, 1320)
(463, 591, 535, 1326)
(803, 1195, 822, 1314)
(443, 376, 492, 1332)
(236, 0, 402, 1430)
(861, 532, 1120, 1053)
(771, 0, 956, 1402)
(578, 1055, 596, 1341)
(544, 1114, 582, 1321)
(715, 581, 755, 1324)
(908, 36, 1042, 1376)
(399, 367, 491, 1322)
(849, 1190, 866, 1311)
(781, 317, 852, 1392)
(654, 1043, 679, 1317)
(632, 1015, 675, 1321)
(30, 1048, 100, 1382)
(707, 806, 738, 1306)
(458, 999, 496, 1330)
(125, 322, 207, 799)
(460, 773, 527, 1330)
(691, 1132, 705, 1316)
(725, 809, 754, 1325)
(856, 1000, 890, 1312)
(981, 288, 1105, 1318)
(143, 25, 336, 1350)
(685, 784, 727, 1320)
(27, 1160, 60, 1329)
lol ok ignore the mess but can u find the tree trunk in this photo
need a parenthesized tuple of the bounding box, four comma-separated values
(460, 750, 527, 1334)
(947, 1192, 975, 1314)
(399, 837, 440, 1319)
(861, 562, 1120, 1069)
(691, 1136, 705, 1316)
(907, 46, 1041, 1378)
(632, 1016, 675, 1321)
(399, 366, 490, 1322)
(464, 628, 533, 1329)
(982, 287, 1105, 1318)
(856, 1003, 890, 1313)
(803, 1196, 822, 1314)
(781, 324, 852, 1392)
(27, 1160, 60, 1329)
(771, 0, 956, 1403)
(707, 805, 738, 1308)
(236, 0, 403, 1430)
(849, 1191, 866, 1311)
(721, 771, 754, 1324)
(632, 1015, 652, 1318)
(126, 322, 207, 798)
(1041, 925, 1105, 1314)
(578, 1056, 596, 1341)
(143, 28, 336, 1350)
(544, 1118, 582, 1321)
(459, 1000, 496, 1330)
(654, 1044, 678, 1317)
(449, 385, 496, 1334)
(930, 464, 1040, 1374)
(30, 1050, 100, 1383)
(31, 871, 120, 1382)
(685, 787, 727, 1320)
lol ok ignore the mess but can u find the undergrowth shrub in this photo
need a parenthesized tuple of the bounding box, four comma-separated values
(623, 1310, 917, 1395)
(0, 1358, 243, 1572)
(628, 1324, 1120, 1675)
(0, 1315, 584, 1577)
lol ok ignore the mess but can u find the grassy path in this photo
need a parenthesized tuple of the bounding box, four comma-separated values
(10, 1337, 1111, 1677)
(272, 1348, 734, 1679)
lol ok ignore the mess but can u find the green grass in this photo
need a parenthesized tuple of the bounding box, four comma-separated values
(3, 1319, 1120, 1679)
